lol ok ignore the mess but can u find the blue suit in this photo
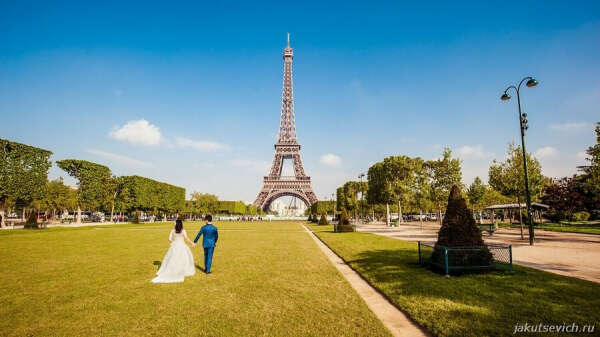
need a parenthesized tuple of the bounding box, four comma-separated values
(194, 223, 218, 273)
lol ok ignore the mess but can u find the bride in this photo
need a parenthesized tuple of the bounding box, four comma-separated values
(152, 219, 196, 283)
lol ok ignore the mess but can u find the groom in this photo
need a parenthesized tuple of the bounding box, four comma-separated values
(194, 215, 219, 274)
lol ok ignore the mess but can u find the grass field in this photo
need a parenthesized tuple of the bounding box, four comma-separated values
(496, 221, 600, 235)
(309, 224, 600, 337)
(0, 221, 390, 336)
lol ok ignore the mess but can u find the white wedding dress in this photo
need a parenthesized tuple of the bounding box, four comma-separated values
(152, 229, 196, 283)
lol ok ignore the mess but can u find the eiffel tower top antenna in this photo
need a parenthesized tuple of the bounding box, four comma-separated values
(287, 32, 290, 47)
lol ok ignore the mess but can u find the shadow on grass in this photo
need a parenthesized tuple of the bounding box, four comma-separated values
(195, 263, 205, 272)
(344, 247, 600, 336)
(153, 261, 161, 268)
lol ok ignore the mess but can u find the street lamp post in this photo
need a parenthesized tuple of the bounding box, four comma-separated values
(501, 76, 538, 246)
(358, 173, 365, 223)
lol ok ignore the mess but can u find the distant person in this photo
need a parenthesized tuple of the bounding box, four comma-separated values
(193, 215, 219, 274)
(151, 219, 196, 283)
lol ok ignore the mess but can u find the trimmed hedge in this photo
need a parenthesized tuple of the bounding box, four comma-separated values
(121, 175, 185, 214)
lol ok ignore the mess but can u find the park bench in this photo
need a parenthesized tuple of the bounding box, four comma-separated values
(478, 224, 496, 235)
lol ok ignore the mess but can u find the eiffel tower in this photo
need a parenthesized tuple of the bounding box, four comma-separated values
(253, 34, 318, 211)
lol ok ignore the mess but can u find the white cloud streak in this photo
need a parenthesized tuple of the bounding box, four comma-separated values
(320, 153, 342, 167)
(535, 146, 558, 158)
(456, 145, 492, 158)
(86, 149, 152, 168)
(549, 122, 589, 131)
(174, 137, 229, 152)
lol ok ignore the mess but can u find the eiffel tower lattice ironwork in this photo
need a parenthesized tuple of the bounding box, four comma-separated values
(253, 34, 318, 211)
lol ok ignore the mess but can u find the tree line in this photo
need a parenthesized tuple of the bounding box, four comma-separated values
(333, 123, 599, 226)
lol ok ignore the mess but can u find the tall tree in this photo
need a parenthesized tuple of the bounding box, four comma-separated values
(383, 155, 416, 224)
(41, 178, 77, 221)
(426, 148, 462, 225)
(467, 177, 486, 223)
(410, 157, 431, 226)
(488, 142, 545, 237)
(0, 139, 52, 227)
(190, 192, 219, 216)
(56, 160, 113, 223)
(336, 187, 345, 212)
(541, 176, 586, 222)
(578, 122, 600, 215)
(367, 162, 395, 226)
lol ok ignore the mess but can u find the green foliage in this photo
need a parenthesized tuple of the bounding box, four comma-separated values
(310, 201, 335, 215)
(541, 176, 587, 221)
(432, 185, 492, 267)
(0, 139, 52, 208)
(577, 122, 600, 215)
(56, 159, 113, 211)
(37, 178, 78, 216)
(367, 162, 393, 205)
(131, 211, 140, 224)
(120, 175, 185, 214)
(426, 148, 463, 213)
(218, 201, 247, 214)
(466, 177, 486, 210)
(318, 214, 329, 225)
(336, 187, 345, 211)
(190, 192, 219, 215)
(573, 211, 591, 222)
(336, 209, 354, 232)
(481, 186, 512, 207)
(488, 142, 546, 203)
(24, 211, 38, 229)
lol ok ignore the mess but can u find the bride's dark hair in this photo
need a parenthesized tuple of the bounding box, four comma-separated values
(175, 219, 183, 233)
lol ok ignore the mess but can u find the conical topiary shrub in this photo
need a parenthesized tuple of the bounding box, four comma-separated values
(431, 185, 493, 269)
(336, 209, 354, 232)
(318, 214, 329, 226)
(24, 212, 38, 229)
(132, 211, 140, 224)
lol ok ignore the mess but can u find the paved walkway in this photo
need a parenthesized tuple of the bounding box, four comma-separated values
(302, 225, 429, 337)
(356, 222, 600, 283)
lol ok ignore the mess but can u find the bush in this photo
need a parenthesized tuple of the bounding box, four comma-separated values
(336, 209, 354, 232)
(545, 209, 565, 223)
(431, 185, 493, 269)
(573, 211, 591, 222)
(318, 214, 329, 226)
(132, 211, 140, 224)
(24, 212, 38, 229)
(307, 214, 312, 222)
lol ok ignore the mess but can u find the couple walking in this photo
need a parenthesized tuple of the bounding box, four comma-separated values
(151, 215, 218, 283)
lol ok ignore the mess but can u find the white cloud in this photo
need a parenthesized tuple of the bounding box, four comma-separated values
(320, 153, 342, 167)
(230, 159, 271, 173)
(174, 137, 229, 152)
(549, 122, 589, 131)
(456, 145, 492, 158)
(86, 149, 152, 168)
(535, 146, 558, 158)
(109, 119, 162, 146)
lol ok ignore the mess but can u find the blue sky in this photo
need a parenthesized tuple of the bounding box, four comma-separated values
(1, 1, 599, 202)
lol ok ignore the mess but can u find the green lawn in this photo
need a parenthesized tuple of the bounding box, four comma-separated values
(537, 221, 600, 235)
(0, 221, 389, 336)
(309, 225, 600, 337)
(495, 221, 600, 235)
